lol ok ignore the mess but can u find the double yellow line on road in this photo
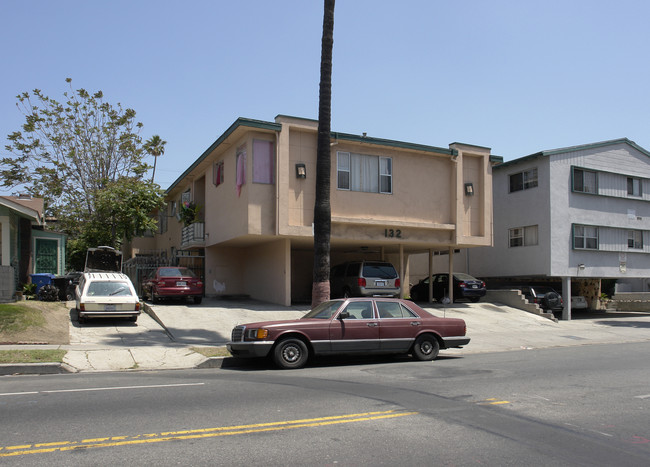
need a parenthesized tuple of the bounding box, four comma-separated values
(0, 410, 417, 458)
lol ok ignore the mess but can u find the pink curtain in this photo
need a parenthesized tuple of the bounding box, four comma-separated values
(236, 152, 246, 196)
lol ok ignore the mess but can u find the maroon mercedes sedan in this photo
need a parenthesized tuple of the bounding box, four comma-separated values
(227, 298, 470, 369)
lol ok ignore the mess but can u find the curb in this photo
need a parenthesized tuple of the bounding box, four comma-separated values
(0, 362, 76, 376)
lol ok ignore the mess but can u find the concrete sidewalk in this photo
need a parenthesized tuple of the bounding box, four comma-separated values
(2, 299, 650, 375)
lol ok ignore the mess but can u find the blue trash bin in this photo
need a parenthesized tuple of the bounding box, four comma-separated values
(30, 273, 55, 294)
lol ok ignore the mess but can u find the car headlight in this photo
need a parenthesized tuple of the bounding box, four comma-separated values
(246, 328, 269, 340)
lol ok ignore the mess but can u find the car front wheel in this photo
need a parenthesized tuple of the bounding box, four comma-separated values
(412, 334, 440, 361)
(273, 338, 309, 369)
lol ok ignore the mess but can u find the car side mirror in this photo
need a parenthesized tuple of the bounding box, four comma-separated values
(338, 311, 350, 320)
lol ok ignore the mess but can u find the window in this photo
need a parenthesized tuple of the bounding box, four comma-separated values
(214, 161, 224, 187)
(574, 225, 599, 249)
(157, 211, 168, 234)
(376, 301, 418, 319)
(509, 168, 538, 193)
(337, 152, 350, 190)
(627, 177, 642, 197)
(628, 230, 643, 249)
(337, 151, 392, 194)
(509, 225, 538, 247)
(573, 168, 598, 194)
(252, 140, 274, 184)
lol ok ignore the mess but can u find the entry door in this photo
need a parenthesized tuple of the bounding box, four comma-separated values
(329, 300, 380, 352)
(34, 239, 58, 274)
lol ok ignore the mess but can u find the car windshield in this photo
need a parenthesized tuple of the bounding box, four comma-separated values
(87, 281, 133, 297)
(534, 287, 555, 295)
(302, 300, 344, 319)
(159, 268, 195, 277)
(362, 263, 397, 279)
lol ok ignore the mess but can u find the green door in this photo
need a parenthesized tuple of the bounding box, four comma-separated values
(35, 239, 58, 274)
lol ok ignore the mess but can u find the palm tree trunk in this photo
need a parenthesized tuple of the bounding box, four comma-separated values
(312, 0, 335, 308)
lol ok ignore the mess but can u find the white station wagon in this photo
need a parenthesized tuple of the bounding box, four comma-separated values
(75, 246, 140, 324)
(75, 272, 141, 324)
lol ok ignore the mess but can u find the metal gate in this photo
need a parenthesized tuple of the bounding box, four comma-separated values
(123, 250, 205, 298)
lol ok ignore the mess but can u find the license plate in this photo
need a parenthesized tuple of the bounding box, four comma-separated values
(105, 304, 116, 311)
(177, 281, 187, 286)
(375, 280, 386, 286)
(472, 285, 478, 289)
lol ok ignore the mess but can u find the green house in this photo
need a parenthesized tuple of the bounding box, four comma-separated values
(0, 195, 66, 300)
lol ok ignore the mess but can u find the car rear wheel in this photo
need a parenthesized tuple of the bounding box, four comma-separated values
(343, 288, 351, 299)
(273, 338, 309, 369)
(412, 334, 440, 361)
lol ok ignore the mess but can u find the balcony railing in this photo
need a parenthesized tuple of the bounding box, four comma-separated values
(181, 222, 205, 248)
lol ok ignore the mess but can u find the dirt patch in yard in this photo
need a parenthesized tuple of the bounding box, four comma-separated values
(0, 300, 70, 345)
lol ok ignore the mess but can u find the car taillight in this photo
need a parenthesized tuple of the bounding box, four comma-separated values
(135, 302, 141, 311)
(481, 281, 486, 288)
(197, 281, 203, 287)
(459, 282, 466, 288)
(395, 278, 400, 287)
(79, 303, 85, 311)
(358, 278, 366, 287)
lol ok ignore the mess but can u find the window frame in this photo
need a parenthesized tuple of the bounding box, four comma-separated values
(628, 230, 643, 249)
(627, 177, 642, 197)
(573, 224, 599, 250)
(252, 139, 274, 184)
(214, 160, 224, 187)
(336, 151, 393, 194)
(509, 168, 538, 193)
(572, 167, 598, 194)
(508, 225, 538, 248)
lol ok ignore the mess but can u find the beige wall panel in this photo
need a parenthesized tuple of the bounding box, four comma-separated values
(330, 146, 453, 225)
(204, 245, 246, 296)
(242, 239, 289, 305)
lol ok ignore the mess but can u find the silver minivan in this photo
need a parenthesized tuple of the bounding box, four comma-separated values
(330, 261, 400, 298)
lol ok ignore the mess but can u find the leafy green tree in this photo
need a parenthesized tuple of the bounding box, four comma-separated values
(312, 0, 335, 307)
(143, 135, 166, 183)
(1, 78, 164, 253)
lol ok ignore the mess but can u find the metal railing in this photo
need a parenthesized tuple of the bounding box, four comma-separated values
(181, 222, 205, 248)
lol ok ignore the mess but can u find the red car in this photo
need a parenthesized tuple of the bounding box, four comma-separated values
(142, 267, 203, 304)
(227, 298, 470, 369)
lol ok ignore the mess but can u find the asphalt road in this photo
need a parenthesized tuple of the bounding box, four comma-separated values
(2, 342, 650, 466)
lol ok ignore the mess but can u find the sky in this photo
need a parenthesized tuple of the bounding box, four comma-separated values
(1, 0, 649, 192)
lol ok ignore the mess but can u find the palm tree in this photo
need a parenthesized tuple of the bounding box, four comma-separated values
(143, 135, 167, 183)
(312, 0, 335, 307)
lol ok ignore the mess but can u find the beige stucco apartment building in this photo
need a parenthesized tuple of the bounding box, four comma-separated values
(128, 115, 499, 305)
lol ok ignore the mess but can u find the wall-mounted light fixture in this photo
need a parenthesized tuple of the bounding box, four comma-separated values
(578, 263, 585, 270)
(464, 182, 474, 196)
(295, 163, 306, 179)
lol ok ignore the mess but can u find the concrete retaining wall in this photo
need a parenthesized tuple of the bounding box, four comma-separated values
(611, 292, 650, 312)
